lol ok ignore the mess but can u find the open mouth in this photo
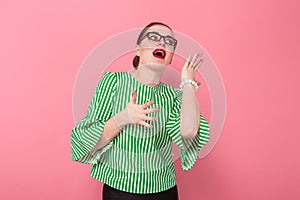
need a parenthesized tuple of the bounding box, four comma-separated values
(152, 49, 166, 59)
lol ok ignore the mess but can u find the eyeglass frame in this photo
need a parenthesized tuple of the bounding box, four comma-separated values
(141, 31, 178, 47)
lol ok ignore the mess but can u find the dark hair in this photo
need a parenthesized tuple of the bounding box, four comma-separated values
(133, 22, 174, 70)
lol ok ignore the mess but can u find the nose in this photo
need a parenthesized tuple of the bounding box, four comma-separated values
(157, 40, 166, 48)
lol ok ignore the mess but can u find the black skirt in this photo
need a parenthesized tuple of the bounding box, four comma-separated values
(102, 183, 179, 200)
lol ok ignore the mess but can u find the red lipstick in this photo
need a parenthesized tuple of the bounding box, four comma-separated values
(152, 48, 166, 59)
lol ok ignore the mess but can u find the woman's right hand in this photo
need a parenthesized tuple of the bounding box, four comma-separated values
(113, 90, 159, 129)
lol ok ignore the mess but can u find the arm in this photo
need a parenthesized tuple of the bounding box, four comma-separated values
(71, 72, 117, 164)
(166, 54, 210, 170)
(89, 114, 122, 154)
(165, 87, 210, 170)
(89, 105, 135, 153)
(180, 83, 200, 138)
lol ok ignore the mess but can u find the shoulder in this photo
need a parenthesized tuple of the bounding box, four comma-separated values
(102, 71, 128, 81)
(95, 71, 120, 92)
(99, 71, 121, 84)
(101, 71, 116, 79)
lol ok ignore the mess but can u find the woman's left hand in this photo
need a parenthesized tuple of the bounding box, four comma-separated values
(181, 52, 204, 82)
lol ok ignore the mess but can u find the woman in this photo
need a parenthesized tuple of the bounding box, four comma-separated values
(71, 22, 210, 200)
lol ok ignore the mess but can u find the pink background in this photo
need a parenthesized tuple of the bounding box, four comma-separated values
(1, 0, 299, 199)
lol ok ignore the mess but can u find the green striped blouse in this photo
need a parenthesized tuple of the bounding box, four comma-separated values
(71, 71, 210, 194)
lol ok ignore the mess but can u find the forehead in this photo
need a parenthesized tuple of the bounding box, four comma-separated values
(145, 25, 174, 37)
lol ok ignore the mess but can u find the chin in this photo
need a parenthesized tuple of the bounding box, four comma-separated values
(152, 57, 169, 66)
(140, 62, 167, 69)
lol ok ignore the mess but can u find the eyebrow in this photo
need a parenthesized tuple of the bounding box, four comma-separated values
(150, 31, 175, 38)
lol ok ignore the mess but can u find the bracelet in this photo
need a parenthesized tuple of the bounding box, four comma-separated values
(179, 79, 198, 92)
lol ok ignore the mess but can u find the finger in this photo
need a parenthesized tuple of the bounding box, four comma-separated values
(143, 107, 159, 114)
(130, 90, 137, 104)
(149, 116, 157, 121)
(188, 53, 197, 68)
(141, 115, 157, 121)
(193, 58, 204, 69)
(184, 55, 192, 69)
(139, 121, 153, 128)
(142, 100, 154, 109)
(194, 52, 204, 69)
(196, 59, 204, 70)
(190, 53, 200, 68)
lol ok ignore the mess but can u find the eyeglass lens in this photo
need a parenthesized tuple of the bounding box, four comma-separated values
(146, 32, 177, 46)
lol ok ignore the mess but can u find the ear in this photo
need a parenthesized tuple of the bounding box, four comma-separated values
(135, 45, 140, 56)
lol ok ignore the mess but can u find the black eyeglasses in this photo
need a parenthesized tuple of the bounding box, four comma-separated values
(142, 31, 177, 47)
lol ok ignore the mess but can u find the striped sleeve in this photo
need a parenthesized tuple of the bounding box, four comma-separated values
(71, 72, 117, 165)
(165, 89, 210, 171)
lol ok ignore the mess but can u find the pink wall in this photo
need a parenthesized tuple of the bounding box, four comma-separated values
(1, 0, 299, 199)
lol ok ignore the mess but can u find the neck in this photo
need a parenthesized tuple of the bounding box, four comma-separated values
(132, 63, 165, 87)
